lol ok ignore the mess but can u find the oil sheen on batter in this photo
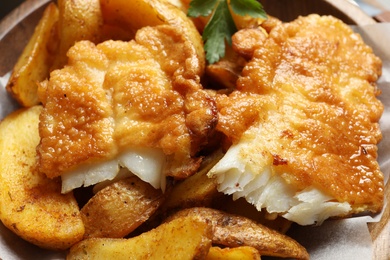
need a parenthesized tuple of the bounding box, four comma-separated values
(37, 25, 217, 193)
(208, 15, 384, 225)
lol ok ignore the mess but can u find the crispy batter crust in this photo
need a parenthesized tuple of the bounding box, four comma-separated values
(219, 15, 384, 213)
(37, 25, 217, 179)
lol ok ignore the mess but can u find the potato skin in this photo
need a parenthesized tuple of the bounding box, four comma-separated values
(163, 151, 223, 211)
(67, 216, 212, 260)
(81, 175, 165, 238)
(52, 0, 103, 70)
(167, 207, 309, 260)
(0, 106, 84, 250)
(6, 3, 59, 107)
(100, 0, 205, 74)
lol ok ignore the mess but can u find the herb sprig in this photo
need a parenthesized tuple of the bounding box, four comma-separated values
(188, 0, 267, 64)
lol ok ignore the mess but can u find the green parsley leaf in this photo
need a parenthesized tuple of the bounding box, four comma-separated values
(188, 0, 267, 64)
(230, 0, 267, 19)
(202, 0, 236, 64)
(188, 0, 218, 17)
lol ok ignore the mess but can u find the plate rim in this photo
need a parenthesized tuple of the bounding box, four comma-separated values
(0, 0, 387, 259)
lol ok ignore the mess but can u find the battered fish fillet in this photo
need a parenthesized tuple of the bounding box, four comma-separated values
(208, 15, 384, 225)
(37, 25, 217, 193)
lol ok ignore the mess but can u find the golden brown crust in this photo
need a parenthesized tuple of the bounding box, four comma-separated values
(219, 14, 384, 213)
(37, 41, 116, 178)
(37, 25, 217, 179)
(232, 28, 268, 60)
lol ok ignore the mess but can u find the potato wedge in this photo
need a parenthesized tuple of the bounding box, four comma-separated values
(81, 175, 165, 238)
(207, 246, 261, 260)
(0, 106, 84, 250)
(229, 7, 267, 31)
(166, 207, 309, 260)
(6, 3, 59, 107)
(163, 150, 223, 211)
(52, 0, 103, 70)
(215, 197, 292, 234)
(67, 216, 212, 259)
(100, 0, 205, 73)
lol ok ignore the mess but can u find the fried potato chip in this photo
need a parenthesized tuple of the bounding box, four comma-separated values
(100, 0, 205, 73)
(163, 150, 223, 211)
(6, 3, 59, 107)
(0, 106, 84, 250)
(52, 0, 103, 70)
(81, 175, 165, 238)
(67, 215, 212, 259)
(207, 246, 261, 260)
(166, 207, 309, 260)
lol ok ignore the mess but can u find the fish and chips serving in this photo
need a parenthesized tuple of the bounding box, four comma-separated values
(0, 0, 387, 259)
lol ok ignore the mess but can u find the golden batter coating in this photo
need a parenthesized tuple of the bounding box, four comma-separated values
(37, 25, 217, 181)
(213, 15, 384, 217)
(37, 41, 116, 176)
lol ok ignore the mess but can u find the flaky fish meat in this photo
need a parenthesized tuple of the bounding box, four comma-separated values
(37, 25, 217, 193)
(208, 15, 384, 225)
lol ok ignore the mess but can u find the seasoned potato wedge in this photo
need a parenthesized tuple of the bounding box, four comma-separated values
(100, 0, 205, 73)
(67, 216, 212, 259)
(166, 207, 309, 260)
(207, 246, 261, 260)
(81, 175, 165, 238)
(6, 3, 59, 107)
(215, 197, 292, 234)
(0, 106, 84, 250)
(163, 150, 223, 211)
(52, 0, 103, 70)
(229, 8, 267, 31)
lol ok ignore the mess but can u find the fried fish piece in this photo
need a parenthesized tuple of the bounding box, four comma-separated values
(37, 25, 217, 193)
(208, 15, 384, 225)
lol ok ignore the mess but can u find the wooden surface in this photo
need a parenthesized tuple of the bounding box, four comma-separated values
(0, 0, 388, 259)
